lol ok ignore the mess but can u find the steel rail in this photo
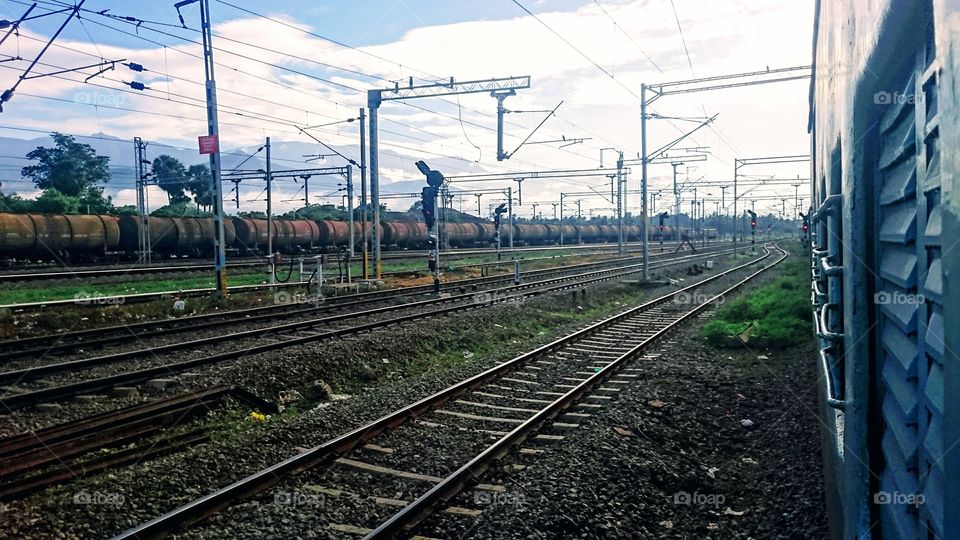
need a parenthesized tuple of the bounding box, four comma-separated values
(0, 245, 733, 359)
(0, 247, 735, 386)
(366, 245, 787, 538)
(110, 245, 783, 540)
(0, 241, 682, 282)
(0, 247, 741, 410)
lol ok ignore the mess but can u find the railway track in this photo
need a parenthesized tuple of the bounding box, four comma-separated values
(112, 244, 787, 540)
(0, 386, 276, 501)
(0, 246, 739, 410)
(0, 244, 737, 361)
(0, 241, 686, 282)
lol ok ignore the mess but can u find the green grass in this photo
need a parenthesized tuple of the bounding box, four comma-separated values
(701, 250, 811, 349)
(0, 273, 273, 305)
(0, 249, 603, 306)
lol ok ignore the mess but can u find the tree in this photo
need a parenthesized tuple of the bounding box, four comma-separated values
(31, 188, 79, 214)
(186, 164, 213, 210)
(21, 133, 110, 198)
(151, 155, 190, 204)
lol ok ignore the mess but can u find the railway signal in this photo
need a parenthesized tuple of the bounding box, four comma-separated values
(799, 211, 810, 253)
(746, 209, 757, 252)
(658, 212, 669, 252)
(417, 160, 444, 294)
(494, 203, 507, 260)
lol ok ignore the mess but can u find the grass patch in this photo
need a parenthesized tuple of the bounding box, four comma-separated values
(701, 247, 811, 349)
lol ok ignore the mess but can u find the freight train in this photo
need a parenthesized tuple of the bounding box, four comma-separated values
(810, 1, 959, 538)
(0, 212, 716, 260)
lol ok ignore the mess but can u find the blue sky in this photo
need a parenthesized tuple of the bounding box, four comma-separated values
(1, 0, 590, 50)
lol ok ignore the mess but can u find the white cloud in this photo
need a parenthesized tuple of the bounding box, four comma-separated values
(0, 0, 813, 215)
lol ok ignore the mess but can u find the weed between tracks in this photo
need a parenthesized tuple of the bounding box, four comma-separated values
(701, 244, 810, 348)
(2, 253, 615, 340)
(306, 281, 651, 400)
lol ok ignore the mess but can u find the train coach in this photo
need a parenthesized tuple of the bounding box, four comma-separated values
(809, 1, 960, 538)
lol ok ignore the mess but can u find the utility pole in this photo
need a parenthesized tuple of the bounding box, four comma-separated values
(531, 203, 539, 220)
(617, 151, 624, 256)
(493, 89, 516, 161)
(720, 185, 727, 239)
(368, 102, 381, 279)
(359, 107, 368, 279)
(640, 84, 649, 278)
(559, 193, 565, 245)
(266, 136, 272, 259)
(134, 137, 152, 265)
(672, 162, 682, 243)
(690, 188, 697, 245)
(178, 0, 228, 297)
(577, 199, 582, 243)
(508, 186, 514, 248)
(475, 194, 482, 216)
(347, 165, 355, 255)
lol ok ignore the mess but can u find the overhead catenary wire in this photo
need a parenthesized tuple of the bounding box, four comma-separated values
(5, 1, 604, 171)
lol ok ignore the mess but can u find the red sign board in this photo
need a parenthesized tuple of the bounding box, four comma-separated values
(198, 135, 219, 154)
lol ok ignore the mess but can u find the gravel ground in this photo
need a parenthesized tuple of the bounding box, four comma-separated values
(0, 248, 740, 436)
(420, 274, 826, 539)
(0, 249, 763, 539)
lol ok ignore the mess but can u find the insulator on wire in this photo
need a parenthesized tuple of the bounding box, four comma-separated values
(126, 81, 148, 91)
(125, 62, 146, 72)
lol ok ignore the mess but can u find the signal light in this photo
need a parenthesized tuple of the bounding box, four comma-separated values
(421, 186, 437, 228)
(494, 203, 507, 227)
(751, 219, 757, 229)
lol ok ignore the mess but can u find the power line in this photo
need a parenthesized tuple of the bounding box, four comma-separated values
(591, 0, 663, 73)
(511, 0, 641, 101)
(9, 1, 596, 170)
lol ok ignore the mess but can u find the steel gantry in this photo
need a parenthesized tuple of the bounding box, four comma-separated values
(221, 165, 354, 254)
(639, 65, 811, 272)
(732, 155, 810, 250)
(446, 167, 629, 251)
(366, 76, 531, 278)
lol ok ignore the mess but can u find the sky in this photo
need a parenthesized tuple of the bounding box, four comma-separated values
(0, 0, 814, 218)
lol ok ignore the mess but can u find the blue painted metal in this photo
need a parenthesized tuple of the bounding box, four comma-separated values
(810, 0, 959, 538)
